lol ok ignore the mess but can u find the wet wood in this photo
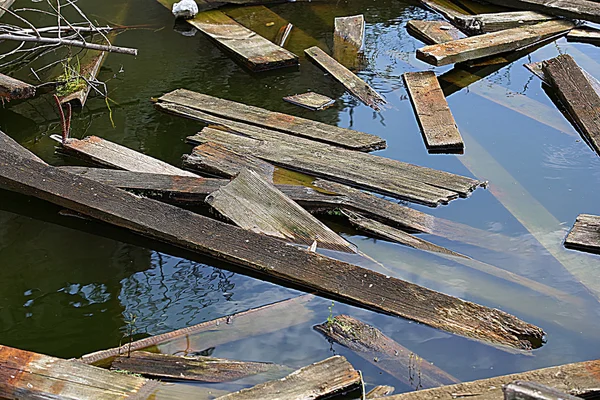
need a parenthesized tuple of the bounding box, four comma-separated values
(568, 26, 600, 45)
(406, 20, 464, 45)
(503, 381, 580, 400)
(478, 0, 600, 24)
(187, 126, 485, 206)
(314, 315, 459, 390)
(333, 15, 365, 69)
(0, 130, 44, 163)
(305, 46, 386, 111)
(0, 150, 544, 350)
(0, 73, 36, 101)
(347, 212, 467, 258)
(157, 0, 298, 71)
(205, 168, 356, 252)
(283, 92, 335, 111)
(565, 214, 600, 255)
(417, 20, 574, 66)
(419, 0, 467, 22)
(367, 386, 395, 398)
(0, 0, 15, 18)
(215, 356, 360, 400)
(381, 359, 600, 400)
(111, 351, 280, 383)
(403, 71, 464, 152)
(156, 88, 385, 151)
(59, 50, 105, 107)
(455, 11, 554, 35)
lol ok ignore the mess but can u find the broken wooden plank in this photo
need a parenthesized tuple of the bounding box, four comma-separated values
(403, 71, 464, 152)
(477, 0, 600, 24)
(111, 351, 281, 383)
(417, 20, 574, 66)
(333, 15, 365, 70)
(215, 356, 360, 400)
(406, 20, 465, 45)
(205, 169, 356, 252)
(454, 11, 554, 35)
(314, 315, 459, 390)
(156, 88, 385, 151)
(0, 150, 545, 350)
(367, 386, 395, 398)
(187, 126, 485, 206)
(283, 92, 335, 111)
(380, 359, 600, 400)
(565, 214, 600, 255)
(0, 130, 44, 163)
(542, 54, 600, 156)
(58, 52, 105, 107)
(419, 0, 468, 22)
(157, 0, 298, 71)
(568, 26, 600, 45)
(503, 381, 580, 400)
(305, 46, 386, 111)
(0, 73, 36, 101)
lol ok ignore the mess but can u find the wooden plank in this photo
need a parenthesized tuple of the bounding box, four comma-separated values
(403, 71, 464, 152)
(283, 92, 335, 111)
(215, 356, 360, 400)
(565, 214, 600, 255)
(59, 52, 105, 107)
(417, 20, 574, 66)
(0, 130, 44, 163)
(503, 381, 580, 400)
(379, 359, 600, 400)
(542, 54, 600, 156)
(568, 26, 600, 45)
(419, 0, 468, 22)
(314, 315, 459, 390)
(0, 0, 15, 18)
(333, 15, 365, 70)
(111, 351, 282, 383)
(156, 89, 385, 151)
(187, 126, 485, 206)
(406, 20, 465, 45)
(454, 11, 554, 35)
(0, 73, 36, 101)
(157, 1, 298, 72)
(305, 46, 386, 111)
(0, 150, 545, 350)
(367, 386, 395, 398)
(205, 169, 356, 252)
(478, 0, 600, 24)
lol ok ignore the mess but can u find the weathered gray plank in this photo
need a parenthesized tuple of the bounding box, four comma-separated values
(454, 11, 554, 35)
(0, 73, 36, 101)
(305, 46, 386, 111)
(503, 381, 580, 400)
(542, 54, 600, 156)
(283, 92, 335, 111)
(111, 351, 281, 383)
(215, 356, 360, 400)
(333, 15, 365, 69)
(366, 386, 395, 399)
(0, 0, 15, 18)
(417, 20, 574, 66)
(187, 126, 485, 206)
(406, 20, 465, 45)
(206, 169, 356, 252)
(565, 214, 600, 255)
(478, 0, 600, 24)
(0, 149, 545, 350)
(0, 130, 44, 163)
(419, 0, 467, 21)
(314, 315, 460, 390)
(568, 26, 600, 45)
(156, 89, 385, 151)
(403, 71, 464, 152)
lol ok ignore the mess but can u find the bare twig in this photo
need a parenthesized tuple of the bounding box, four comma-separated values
(0, 34, 137, 55)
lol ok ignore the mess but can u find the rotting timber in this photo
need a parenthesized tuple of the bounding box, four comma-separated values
(0, 149, 545, 350)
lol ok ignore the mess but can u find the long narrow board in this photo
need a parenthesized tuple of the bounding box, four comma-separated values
(0, 73, 35, 100)
(454, 11, 554, 35)
(157, 0, 297, 71)
(0, 150, 544, 350)
(406, 20, 465, 45)
(215, 356, 360, 400)
(206, 169, 356, 252)
(156, 89, 385, 151)
(565, 214, 600, 255)
(568, 26, 600, 45)
(503, 381, 580, 400)
(305, 46, 386, 111)
(478, 0, 600, 24)
(419, 0, 468, 22)
(0, 0, 15, 18)
(542, 54, 600, 156)
(417, 20, 574, 66)
(403, 71, 464, 152)
(0, 130, 44, 163)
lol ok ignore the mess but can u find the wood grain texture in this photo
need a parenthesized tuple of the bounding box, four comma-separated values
(542, 54, 600, 156)
(314, 315, 459, 390)
(0, 73, 35, 100)
(215, 356, 360, 400)
(157, 88, 385, 151)
(503, 381, 580, 400)
(565, 214, 600, 254)
(0, 150, 545, 350)
(366, 386, 395, 398)
(455, 11, 554, 34)
(478, 0, 600, 24)
(417, 20, 574, 66)
(305, 46, 386, 111)
(283, 92, 335, 111)
(418, 0, 467, 21)
(406, 20, 464, 45)
(403, 71, 464, 152)
(0, 0, 15, 18)
(206, 169, 356, 252)
(568, 26, 600, 45)
(334, 15, 365, 49)
(0, 130, 44, 163)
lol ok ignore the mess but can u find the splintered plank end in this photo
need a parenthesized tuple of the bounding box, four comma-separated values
(406, 20, 464, 45)
(403, 71, 464, 152)
(283, 92, 335, 111)
(0, 73, 36, 101)
(565, 214, 600, 255)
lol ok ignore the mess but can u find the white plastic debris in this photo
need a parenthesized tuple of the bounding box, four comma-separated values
(172, 0, 198, 20)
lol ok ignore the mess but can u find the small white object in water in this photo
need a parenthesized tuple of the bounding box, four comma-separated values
(172, 0, 198, 19)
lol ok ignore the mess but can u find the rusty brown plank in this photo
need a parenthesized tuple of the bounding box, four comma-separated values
(406, 20, 465, 45)
(0, 73, 36, 101)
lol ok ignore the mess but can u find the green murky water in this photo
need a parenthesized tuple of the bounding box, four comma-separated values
(1, 0, 600, 396)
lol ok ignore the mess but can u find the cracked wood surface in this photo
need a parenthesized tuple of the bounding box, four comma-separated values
(406, 20, 464, 45)
(454, 11, 554, 35)
(477, 0, 600, 24)
(565, 214, 600, 255)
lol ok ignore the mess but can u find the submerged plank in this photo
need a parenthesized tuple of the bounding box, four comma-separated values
(565, 214, 600, 255)
(0, 150, 544, 350)
(406, 20, 464, 45)
(283, 92, 335, 111)
(454, 11, 554, 35)
(542, 54, 600, 156)
(206, 169, 356, 252)
(403, 71, 464, 152)
(417, 20, 574, 66)
(478, 0, 600, 24)
(0, 73, 36, 101)
(305, 46, 386, 111)
(215, 356, 360, 400)
(156, 89, 385, 151)
(314, 315, 459, 390)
